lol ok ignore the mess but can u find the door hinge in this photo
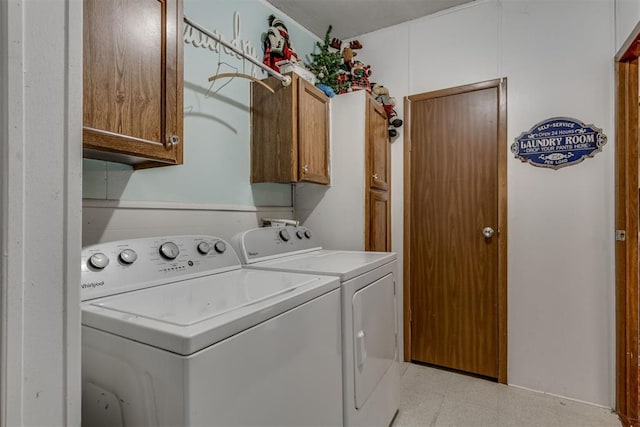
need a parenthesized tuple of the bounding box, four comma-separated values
(616, 230, 626, 241)
(393, 279, 396, 296)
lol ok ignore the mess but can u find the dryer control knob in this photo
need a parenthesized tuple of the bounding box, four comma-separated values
(304, 230, 312, 239)
(118, 249, 137, 265)
(279, 229, 291, 242)
(214, 241, 227, 254)
(88, 252, 109, 270)
(296, 230, 304, 239)
(197, 241, 211, 255)
(159, 242, 180, 260)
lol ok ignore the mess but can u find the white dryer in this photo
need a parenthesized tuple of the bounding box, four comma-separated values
(81, 235, 343, 427)
(233, 226, 400, 427)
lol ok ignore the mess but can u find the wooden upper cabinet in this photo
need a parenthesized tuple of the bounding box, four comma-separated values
(367, 96, 390, 191)
(83, 0, 183, 168)
(251, 73, 330, 184)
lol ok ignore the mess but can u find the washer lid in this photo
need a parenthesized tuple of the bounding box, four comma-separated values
(81, 269, 340, 355)
(249, 250, 397, 281)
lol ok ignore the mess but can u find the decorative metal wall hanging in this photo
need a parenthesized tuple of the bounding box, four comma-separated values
(511, 117, 607, 169)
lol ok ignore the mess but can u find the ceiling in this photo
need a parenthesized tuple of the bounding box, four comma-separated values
(265, 0, 475, 40)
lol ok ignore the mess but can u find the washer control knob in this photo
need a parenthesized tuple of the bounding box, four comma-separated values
(159, 242, 180, 260)
(88, 253, 109, 270)
(296, 230, 304, 239)
(197, 241, 211, 255)
(118, 249, 137, 265)
(304, 230, 312, 239)
(279, 229, 291, 242)
(214, 241, 227, 254)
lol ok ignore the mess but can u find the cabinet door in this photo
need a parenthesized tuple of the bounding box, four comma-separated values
(366, 189, 391, 252)
(251, 75, 296, 183)
(367, 97, 390, 191)
(83, 0, 183, 167)
(297, 78, 330, 184)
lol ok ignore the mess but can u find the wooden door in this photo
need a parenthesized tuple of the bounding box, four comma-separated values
(83, 0, 183, 166)
(614, 31, 640, 424)
(367, 97, 390, 191)
(298, 77, 330, 184)
(406, 80, 507, 379)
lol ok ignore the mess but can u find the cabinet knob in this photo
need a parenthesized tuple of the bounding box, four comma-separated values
(302, 164, 309, 173)
(165, 134, 180, 149)
(373, 173, 379, 180)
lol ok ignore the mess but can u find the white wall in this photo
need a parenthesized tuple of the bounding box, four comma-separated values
(616, 0, 640, 50)
(1, 0, 82, 424)
(295, 90, 368, 251)
(356, 0, 615, 407)
(82, 201, 293, 246)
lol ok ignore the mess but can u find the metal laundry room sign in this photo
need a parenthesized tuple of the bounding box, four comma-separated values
(511, 117, 607, 169)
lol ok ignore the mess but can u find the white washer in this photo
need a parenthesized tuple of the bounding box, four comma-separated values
(233, 226, 400, 427)
(81, 235, 343, 427)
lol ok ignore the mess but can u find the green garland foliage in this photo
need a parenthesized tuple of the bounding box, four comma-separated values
(306, 26, 349, 93)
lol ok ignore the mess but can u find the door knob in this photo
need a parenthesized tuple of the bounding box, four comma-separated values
(482, 227, 495, 238)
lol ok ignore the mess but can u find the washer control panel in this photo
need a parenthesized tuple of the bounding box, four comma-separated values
(232, 226, 321, 264)
(81, 235, 238, 301)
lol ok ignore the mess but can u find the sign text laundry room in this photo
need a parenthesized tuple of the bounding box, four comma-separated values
(511, 117, 607, 169)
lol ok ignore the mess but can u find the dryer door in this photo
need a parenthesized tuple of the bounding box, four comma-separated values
(352, 272, 397, 409)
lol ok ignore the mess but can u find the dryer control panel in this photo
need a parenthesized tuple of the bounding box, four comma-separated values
(232, 226, 322, 264)
(81, 235, 240, 301)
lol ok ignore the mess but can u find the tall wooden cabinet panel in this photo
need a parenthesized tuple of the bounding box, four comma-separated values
(368, 97, 391, 192)
(295, 90, 391, 252)
(83, 0, 183, 167)
(366, 96, 392, 251)
(251, 73, 330, 184)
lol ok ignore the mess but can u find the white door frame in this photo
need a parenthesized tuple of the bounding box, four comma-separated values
(1, 0, 82, 425)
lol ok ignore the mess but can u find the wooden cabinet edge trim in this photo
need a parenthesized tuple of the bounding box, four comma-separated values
(403, 96, 412, 361)
(407, 78, 503, 102)
(83, 127, 180, 164)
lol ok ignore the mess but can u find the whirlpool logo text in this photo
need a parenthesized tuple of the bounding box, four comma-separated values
(81, 281, 105, 289)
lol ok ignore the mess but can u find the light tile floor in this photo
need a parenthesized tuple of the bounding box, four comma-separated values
(392, 363, 620, 427)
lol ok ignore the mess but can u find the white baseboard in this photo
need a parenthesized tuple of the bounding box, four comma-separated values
(507, 383, 613, 410)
